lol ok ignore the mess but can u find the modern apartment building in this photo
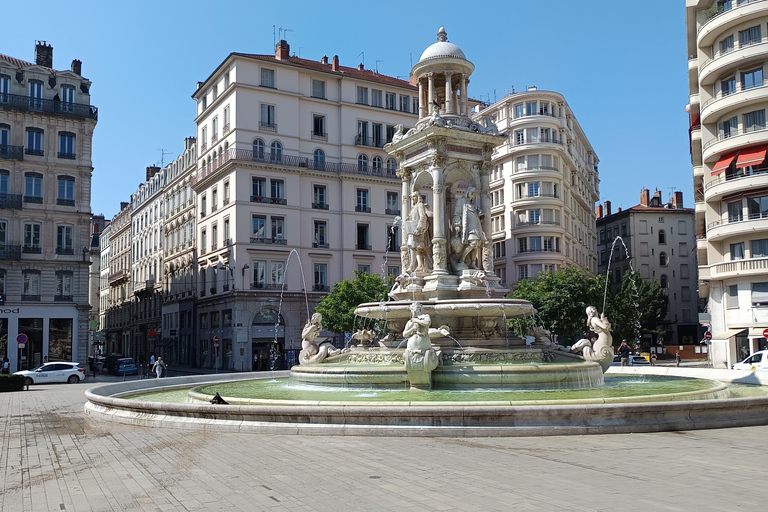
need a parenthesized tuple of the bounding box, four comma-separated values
(686, 0, 768, 367)
(0, 42, 98, 370)
(596, 189, 697, 347)
(190, 39, 420, 370)
(474, 89, 599, 285)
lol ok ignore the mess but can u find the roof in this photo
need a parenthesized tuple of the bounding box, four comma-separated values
(0, 52, 51, 71)
(230, 53, 417, 90)
(597, 203, 694, 223)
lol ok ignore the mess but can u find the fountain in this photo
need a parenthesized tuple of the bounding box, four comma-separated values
(83, 28, 768, 437)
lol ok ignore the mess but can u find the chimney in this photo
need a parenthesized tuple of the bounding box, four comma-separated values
(332, 55, 339, 71)
(120, 201, 129, 211)
(672, 191, 683, 209)
(409, 73, 418, 85)
(604, 200, 612, 216)
(321, 55, 328, 65)
(146, 166, 161, 181)
(596, 204, 603, 219)
(71, 59, 82, 75)
(617, 207, 622, 213)
(275, 40, 290, 61)
(35, 41, 53, 68)
(185, 136, 196, 150)
(358, 63, 364, 71)
(640, 189, 650, 207)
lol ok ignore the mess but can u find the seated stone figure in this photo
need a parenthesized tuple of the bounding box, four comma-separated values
(299, 313, 340, 364)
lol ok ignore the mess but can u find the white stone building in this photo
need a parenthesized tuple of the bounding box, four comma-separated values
(97, 221, 110, 352)
(0, 42, 97, 370)
(686, 0, 768, 367)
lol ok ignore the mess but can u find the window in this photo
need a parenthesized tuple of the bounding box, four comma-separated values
(743, 109, 766, 133)
(727, 200, 743, 222)
(681, 264, 690, 279)
(312, 114, 326, 138)
(356, 86, 368, 105)
(0, 74, 9, 102)
(357, 265, 370, 274)
(742, 68, 764, 91)
(356, 223, 369, 250)
(681, 286, 691, 302)
(386, 158, 397, 173)
(658, 229, 666, 244)
(313, 185, 327, 208)
(224, 218, 230, 243)
(252, 261, 265, 288)
(386, 192, 399, 214)
(24, 173, 43, 202)
(270, 141, 282, 162)
(314, 221, 327, 248)
(211, 224, 218, 248)
(201, 195, 207, 215)
(387, 224, 400, 251)
(739, 26, 761, 47)
(529, 237, 542, 252)
(727, 284, 739, 308)
(659, 251, 668, 266)
(356, 189, 369, 212)
(223, 105, 230, 132)
(253, 139, 265, 160)
(357, 154, 369, 173)
(271, 261, 285, 286)
(0, 123, 8, 148)
(386, 92, 396, 110)
(261, 104, 276, 130)
(730, 242, 745, 260)
(56, 271, 72, 298)
(223, 181, 230, 203)
(718, 116, 737, 139)
(0, 269, 4, 297)
(526, 101, 537, 116)
(494, 241, 506, 258)
(748, 195, 768, 219)
(57, 176, 75, 206)
(201, 229, 207, 253)
(518, 265, 529, 281)
(201, 126, 207, 148)
(399, 95, 410, 112)
(313, 149, 325, 169)
(56, 226, 73, 254)
(752, 239, 768, 257)
(751, 282, 768, 307)
(28, 80, 43, 110)
(58, 132, 75, 159)
(518, 238, 528, 253)
(514, 103, 524, 118)
(371, 89, 383, 107)
(314, 263, 327, 290)
(252, 216, 266, 239)
(270, 179, 284, 201)
(252, 178, 266, 200)
(271, 217, 284, 241)
(720, 35, 734, 56)
(22, 270, 40, 297)
(528, 209, 541, 224)
(312, 79, 326, 99)
(212, 117, 218, 139)
(372, 123, 383, 147)
(372, 155, 383, 171)
(720, 76, 736, 97)
(26, 128, 43, 155)
(261, 68, 275, 88)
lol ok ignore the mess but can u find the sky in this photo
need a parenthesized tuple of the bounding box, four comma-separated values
(1, 0, 691, 220)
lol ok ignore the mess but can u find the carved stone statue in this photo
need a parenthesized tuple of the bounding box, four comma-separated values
(392, 124, 405, 143)
(299, 313, 339, 364)
(452, 187, 487, 269)
(402, 302, 439, 389)
(405, 192, 431, 273)
(570, 306, 614, 371)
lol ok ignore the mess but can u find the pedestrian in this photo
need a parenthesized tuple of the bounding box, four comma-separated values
(675, 352, 681, 367)
(651, 353, 657, 366)
(152, 356, 166, 378)
(618, 340, 630, 366)
(89, 358, 98, 378)
(1, 357, 10, 375)
(149, 353, 155, 366)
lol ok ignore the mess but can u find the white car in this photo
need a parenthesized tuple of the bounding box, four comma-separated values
(629, 355, 650, 366)
(14, 362, 86, 385)
(732, 350, 768, 371)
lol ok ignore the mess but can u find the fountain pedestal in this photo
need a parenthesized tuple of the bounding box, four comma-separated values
(405, 348, 440, 389)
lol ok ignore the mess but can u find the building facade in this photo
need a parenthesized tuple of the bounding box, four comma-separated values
(596, 189, 698, 347)
(475, 88, 599, 285)
(0, 42, 97, 370)
(686, 0, 768, 367)
(104, 202, 131, 356)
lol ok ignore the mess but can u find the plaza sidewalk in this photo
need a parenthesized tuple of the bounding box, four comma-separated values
(0, 378, 765, 511)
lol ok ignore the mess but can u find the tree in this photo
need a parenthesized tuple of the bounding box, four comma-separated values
(607, 272, 668, 344)
(315, 271, 392, 334)
(508, 266, 604, 343)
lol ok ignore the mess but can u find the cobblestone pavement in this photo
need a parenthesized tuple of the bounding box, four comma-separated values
(1, 375, 765, 511)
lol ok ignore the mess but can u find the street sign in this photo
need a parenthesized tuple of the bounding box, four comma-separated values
(213, 336, 220, 347)
(92, 321, 99, 329)
(763, 328, 768, 339)
(16, 333, 28, 344)
(704, 331, 712, 341)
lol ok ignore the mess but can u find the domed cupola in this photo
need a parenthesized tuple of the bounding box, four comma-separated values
(418, 27, 467, 62)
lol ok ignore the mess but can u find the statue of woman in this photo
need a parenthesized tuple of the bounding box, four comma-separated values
(452, 187, 487, 269)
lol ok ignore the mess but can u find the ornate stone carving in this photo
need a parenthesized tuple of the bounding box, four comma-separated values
(299, 313, 340, 365)
(569, 306, 615, 372)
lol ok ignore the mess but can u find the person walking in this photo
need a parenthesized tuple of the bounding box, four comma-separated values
(675, 352, 681, 367)
(618, 340, 631, 366)
(152, 356, 166, 378)
(651, 353, 657, 366)
(1, 357, 10, 375)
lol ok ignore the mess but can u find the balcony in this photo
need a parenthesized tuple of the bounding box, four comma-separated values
(355, 135, 385, 148)
(698, 0, 768, 45)
(260, 121, 278, 132)
(710, 256, 768, 280)
(21, 294, 40, 301)
(57, 152, 76, 160)
(0, 93, 98, 120)
(0, 194, 22, 209)
(54, 294, 73, 302)
(250, 236, 287, 245)
(23, 196, 43, 204)
(0, 245, 21, 260)
(704, 167, 768, 202)
(312, 242, 329, 249)
(312, 202, 329, 210)
(108, 269, 127, 284)
(55, 247, 75, 255)
(706, 212, 768, 241)
(312, 284, 330, 292)
(355, 205, 371, 213)
(22, 245, 41, 254)
(0, 144, 23, 161)
(25, 148, 44, 157)
(385, 208, 401, 216)
(355, 244, 372, 250)
(57, 198, 75, 207)
(311, 132, 328, 142)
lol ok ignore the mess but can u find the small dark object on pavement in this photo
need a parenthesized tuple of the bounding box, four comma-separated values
(210, 392, 229, 405)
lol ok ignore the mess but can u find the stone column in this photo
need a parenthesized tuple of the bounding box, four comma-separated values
(444, 72, 454, 114)
(460, 76, 468, 116)
(479, 160, 493, 273)
(418, 79, 425, 119)
(431, 165, 448, 275)
(427, 74, 435, 115)
(452, 89, 458, 116)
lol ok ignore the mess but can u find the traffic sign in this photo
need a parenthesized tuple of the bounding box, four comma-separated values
(704, 331, 712, 341)
(16, 333, 28, 344)
(763, 328, 768, 339)
(213, 336, 220, 347)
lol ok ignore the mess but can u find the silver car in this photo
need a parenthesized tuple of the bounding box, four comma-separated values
(14, 362, 85, 385)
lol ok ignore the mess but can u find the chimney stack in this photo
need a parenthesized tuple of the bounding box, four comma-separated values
(146, 166, 161, 181)
(71, 59, 82, 75)
(617, 207, 622, 213)
(358, 63, 364, 71)
(35, 41, 53, 68)
(321, 55, 328, 65)
(332, 55, 339, 71)
(604, 200, 612, 216)
(275, 40, 290, 61)
(672, 191, 684, 209)
(185, 136, 196, 150)
(120, 202, 129, 211)
(640, 189, 650, 207)
(596, 204, 603, 219)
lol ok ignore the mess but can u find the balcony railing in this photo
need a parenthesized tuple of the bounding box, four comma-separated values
(22, 245, 41, 254)
(355, 205, 371, 213)
(0, 194, 22, 209)
(707, 211, 768, 230)
(518, 248, 562, 254)
(0, 93, 98, 120)
(0, 245, 21, 260)
(705, 166, 768, 190)
(356, 244, 372, 250)
(312, 202, 329, 210)
(25, 148, 44, 156)
(0, 144, 23, 161)
(711, 256, 768, 276)
(57, 198, 75, 207)
(24, 196, 43, 204)
(55, 247, 75, 255)
(385, 208, 401, 216)
(21, 294, 41, 301)
(250, 236, 287, 245)
(311, 132, 328, 141)
(355, 135, 385, 148)
(260, 121, 278, 132)
(57, 152, 76, 160)
(312, 242, 329, 249)
(515, 220, 561, 227)
(54, 294, 73, 302)
(699, 0, 765, 32)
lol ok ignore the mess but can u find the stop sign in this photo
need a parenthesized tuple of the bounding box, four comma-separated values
(763, 328, 768, 339)
(213, 336, 220, 347)
(704, 331, 712, 341)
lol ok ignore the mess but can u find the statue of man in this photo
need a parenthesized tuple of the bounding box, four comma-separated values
(452, 187, 487, 269)
(405, 191, 430, 273)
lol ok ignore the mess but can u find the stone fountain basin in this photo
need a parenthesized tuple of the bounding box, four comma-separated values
(355, 298, 535, 320)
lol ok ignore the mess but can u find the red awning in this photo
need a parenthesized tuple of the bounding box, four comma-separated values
(711, 152, 738, 176)
(735, 146, 767, 168)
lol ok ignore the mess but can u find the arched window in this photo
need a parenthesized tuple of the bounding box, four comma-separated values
(358, 154, 369, 172)
(386, 158, 397, 174)
(313, 149, 325, 169)
(660, 274, 668, 288)
(659, 251, 668, 266)
(372, 155, 383, 171)
(253, 139, 265, 160)
(270, 141, 282, 162)
(658, 229, 666, 244)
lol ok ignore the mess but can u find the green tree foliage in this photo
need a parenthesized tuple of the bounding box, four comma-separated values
(607, 272, 668, 343)
(508, 266, 604, 342)
(315, 271, 392, 334)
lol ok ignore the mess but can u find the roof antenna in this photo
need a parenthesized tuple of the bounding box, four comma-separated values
(357, 51, 364, 68)
(273, 25, 276, 46)
(409, 53, 413, 68)
(157, 149, 173, 167)
(374, 60, 383, 73)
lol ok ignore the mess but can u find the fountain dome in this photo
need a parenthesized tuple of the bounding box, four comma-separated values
(418, 27, 467, 62)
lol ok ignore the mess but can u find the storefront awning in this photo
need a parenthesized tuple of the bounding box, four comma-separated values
(712, 328, 746, 341)
(711, 152, 738, 176)
(735, 146, 768, 168)
(747, 327, 768, 339)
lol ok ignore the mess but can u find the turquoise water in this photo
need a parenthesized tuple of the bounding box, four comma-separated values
(122, 375, 768, 404)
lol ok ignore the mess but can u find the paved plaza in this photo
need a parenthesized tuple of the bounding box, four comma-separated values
(1, 375, 765, 512)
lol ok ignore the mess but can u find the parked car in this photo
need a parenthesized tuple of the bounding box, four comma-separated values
(113, 358, 138, 376)
(732, 350, 768, 371)
(14, 362, 85, 385)
(629, 355, 650, 366)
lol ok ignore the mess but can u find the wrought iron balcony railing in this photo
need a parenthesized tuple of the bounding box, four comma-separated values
(0, 194, 22, 209)
(0, 245, 21, 260)
(250, 236, 287, 245)
(0, 92, 98, 120)
(0, 144, 23, 161)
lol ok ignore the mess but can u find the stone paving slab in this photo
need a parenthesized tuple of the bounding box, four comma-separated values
(1, 374, 766, 511)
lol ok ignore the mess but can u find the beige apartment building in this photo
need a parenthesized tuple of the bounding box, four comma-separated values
(0, 42, 97, 370)
(104, 202, 131, 355)
(686, 0, 768, 368)
(474, 89, 599, 285)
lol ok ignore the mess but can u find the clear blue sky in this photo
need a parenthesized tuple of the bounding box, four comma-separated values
(2, 0, 690, 219)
